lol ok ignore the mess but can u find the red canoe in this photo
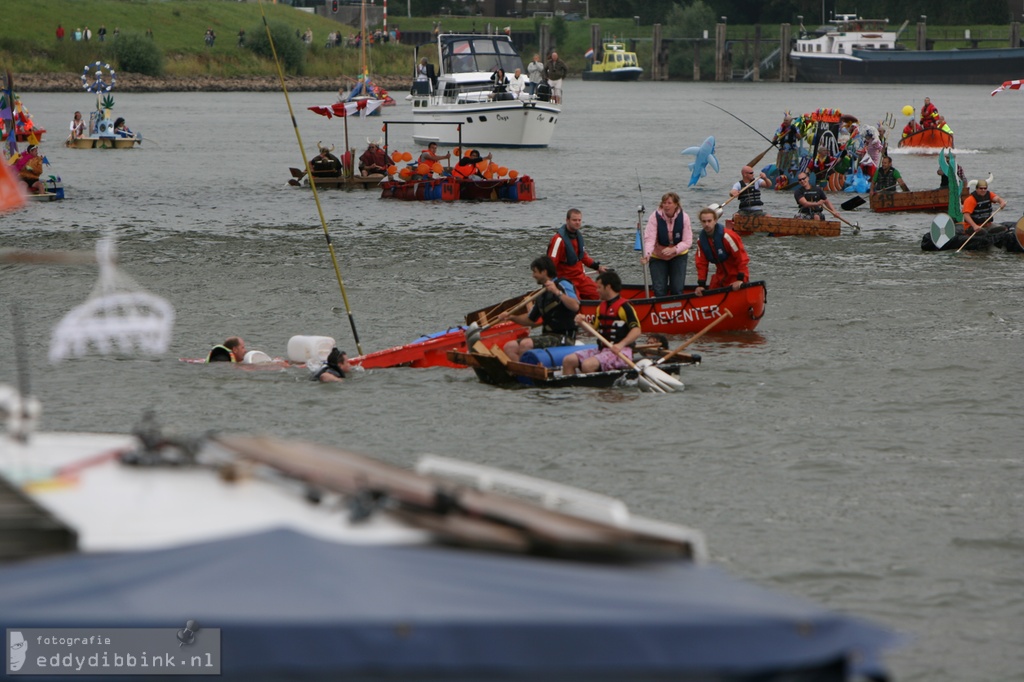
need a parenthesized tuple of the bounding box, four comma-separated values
(581, 282, 767, 335)
(351, 322, 528, 369)
(469, 282, 767, 337)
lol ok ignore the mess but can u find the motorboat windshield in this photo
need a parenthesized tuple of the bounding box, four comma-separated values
(441, 35, 523, 75)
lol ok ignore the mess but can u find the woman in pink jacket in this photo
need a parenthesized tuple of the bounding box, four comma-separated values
(641, 192, 692, 297)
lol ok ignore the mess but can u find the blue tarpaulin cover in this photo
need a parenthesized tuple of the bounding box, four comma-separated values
(0, 529, 897, 680)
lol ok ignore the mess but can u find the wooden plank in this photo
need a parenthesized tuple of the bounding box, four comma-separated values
(472, 340, 493, 356)
(489, 345, 512, 365)
(728, 213, 840, 237)
(870, 187, 965, 213)
(505, 361, 552, 381)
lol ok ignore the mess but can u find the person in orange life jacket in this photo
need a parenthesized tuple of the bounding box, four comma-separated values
(961, 180, 1006, 234)
(207, 336, 246, 363)
(547, 208, 607, 301)
(418, 142, 450, 166)
(562, 271, 641, 375)
(311, 347, 353, 383)
(641, 191, 692, 297)
(14, 145, 45, 194)
(452, 149, 491, 179)
(694, 207, 750, 296)
(730, 165, 771, 213)
(499, 255, 580, 362)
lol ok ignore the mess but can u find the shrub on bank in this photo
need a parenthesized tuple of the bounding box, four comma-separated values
(112, 33, 165, 76)
(245, 23, 305, 75)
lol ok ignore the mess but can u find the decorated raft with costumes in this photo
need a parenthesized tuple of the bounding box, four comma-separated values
(469, 282, 766, 338)
(380, 175, 535, 202)
(3, 72, 64, 202)
(727, 213, 841, 237)
(766, 108, 887, 195)
(379, 145, 535, 202)
(293, 100, 389, 188)
(0, 80, 45, 143)
(66, 62, 141, 149)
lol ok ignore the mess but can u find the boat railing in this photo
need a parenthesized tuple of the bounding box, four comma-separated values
(415, 455, 708, 559)
(412, 78, 552, 107)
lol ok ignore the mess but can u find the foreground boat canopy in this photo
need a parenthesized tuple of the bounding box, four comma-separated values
(0, 528, 898, 681)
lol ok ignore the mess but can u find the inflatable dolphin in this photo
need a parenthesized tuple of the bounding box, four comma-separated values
(680, 136, 719, 187)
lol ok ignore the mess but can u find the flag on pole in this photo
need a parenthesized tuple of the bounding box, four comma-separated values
(308, 99, 384, 119)
(991, 79, 1023, 96)
(584, 48, 595, 59)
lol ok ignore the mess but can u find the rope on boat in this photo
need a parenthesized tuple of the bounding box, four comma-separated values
(258, 0, 363, 355)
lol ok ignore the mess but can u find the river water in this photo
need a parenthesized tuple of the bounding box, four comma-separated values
(2, 82, 1023, 681)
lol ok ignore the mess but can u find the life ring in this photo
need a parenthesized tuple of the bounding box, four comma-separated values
(81, 61, 117, 93)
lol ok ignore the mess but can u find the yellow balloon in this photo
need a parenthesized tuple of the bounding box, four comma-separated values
(901, 105, 914, 117)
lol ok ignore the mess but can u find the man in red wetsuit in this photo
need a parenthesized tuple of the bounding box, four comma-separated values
(547, 208, 607, 301)
(694, 207, 750, 295)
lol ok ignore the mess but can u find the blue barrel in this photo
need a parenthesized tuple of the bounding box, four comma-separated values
(520, 344, 597, 369)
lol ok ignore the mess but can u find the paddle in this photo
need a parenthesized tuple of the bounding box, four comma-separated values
(464, 287, 545, 348)
(956, 205, 1004, 253)
(840, 195, 866, 211)
(930, 214, 956, 249)
(575, 320, 682, 393)
(656, 309, 733, 365)
(745, 143, 776, 170)
(824, 205, 860, 235)
(706, 177, 758, 219)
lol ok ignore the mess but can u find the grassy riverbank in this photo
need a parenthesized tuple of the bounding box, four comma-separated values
(2, 1, 1015, 84)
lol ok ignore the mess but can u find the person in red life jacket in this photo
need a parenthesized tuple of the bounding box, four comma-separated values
(499, 255, 580, 362)
(961, 179, 1006, 234)
(207, 336, 246, 363)
(547, 208, 607, 301)
(919, 97, 939, 128)
(452, 149, 491, 179)
(358, 139, 389, 176)
(694, 207, 750, 296)
(562, 271, 641, 375)
(641, 191, 692, 297)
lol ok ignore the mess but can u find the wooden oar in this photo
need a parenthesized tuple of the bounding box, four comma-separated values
(656, 309, 733, 365)
(745, 143, 776, 170)
(464, 287, 545, 348)
(707, 177, 758, 218)
(824, 205, 860, 234)
(956, 205, 1005, 253)
(575, 320, 681, 393)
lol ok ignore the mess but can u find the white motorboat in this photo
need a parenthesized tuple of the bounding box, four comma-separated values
(410, 33, 560, 148)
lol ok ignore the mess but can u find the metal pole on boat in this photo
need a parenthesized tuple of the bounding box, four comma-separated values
(634, 169, 649, 298)
(257, 0, 364, 355)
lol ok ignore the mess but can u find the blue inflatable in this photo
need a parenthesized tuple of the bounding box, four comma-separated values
(520, 345, 598, 369)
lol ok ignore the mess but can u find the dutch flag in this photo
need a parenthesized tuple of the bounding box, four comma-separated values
(584, 48, 595, 59)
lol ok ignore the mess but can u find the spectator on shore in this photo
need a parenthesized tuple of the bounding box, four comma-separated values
(56, 24, 65, 41)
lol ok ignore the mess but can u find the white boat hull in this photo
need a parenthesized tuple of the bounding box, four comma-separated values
(411, 99, 560, 148)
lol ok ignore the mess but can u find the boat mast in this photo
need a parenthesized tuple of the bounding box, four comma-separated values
(361, 0, 368, 81)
